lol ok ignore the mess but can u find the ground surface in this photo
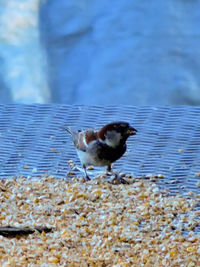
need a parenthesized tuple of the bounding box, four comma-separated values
(0, 174, 199, 266)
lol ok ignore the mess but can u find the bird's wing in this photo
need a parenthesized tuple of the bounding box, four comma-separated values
(76, 130, 98, 152)
(64, 126, 99, 152)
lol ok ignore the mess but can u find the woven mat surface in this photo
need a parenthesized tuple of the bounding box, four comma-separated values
(0, 104, 200, 196)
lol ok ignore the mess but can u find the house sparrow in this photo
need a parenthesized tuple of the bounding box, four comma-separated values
(65, 122, 137, 183)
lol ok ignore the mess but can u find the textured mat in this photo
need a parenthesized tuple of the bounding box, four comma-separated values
(0, 104, 200, 197)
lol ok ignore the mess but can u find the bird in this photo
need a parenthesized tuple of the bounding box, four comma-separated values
(64, 121, 137, 183)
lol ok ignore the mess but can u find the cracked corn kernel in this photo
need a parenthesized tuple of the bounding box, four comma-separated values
(138, 193, 148, 199)
(186, 246, 197, 253)
(169, 250, 176, 258)
(34, 198, 39, 203)
(92, 190, 102, 197)
(49, 257, 60, 263)
(61, 230, 70, 238)
(67, 189, 72, 193)
(119, 237, 127, 242)
(88, 166, 94, 170)
(3, 193, 9, 199)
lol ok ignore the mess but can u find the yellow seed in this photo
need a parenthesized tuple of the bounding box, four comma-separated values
(77, 193, 88, 199)
(67, 189, 72, 193)
(23, 203, 29, 209)
(169, 250, 176, 257)
(49, 257, 59, 263)
(110, 214, 117, 220)
(84, 227, 89, 233)
(139, 194, 148, 199)
(181, 205, 188, 212)
(0, 215, 5, 220)
(111, 220, 117, 226)
(145, 259, 153, 265)
(120, 237, 127, 242)
(88, 165, 94, 170)
(34, 198, 39, 203)
(41, 231, 46, 237)
(186, 246, 196, 253)
(93, 190, 102, 197)
(4, 193, 10, 199)
(103, 231, 108, 238)
(62, 230, 70, 238)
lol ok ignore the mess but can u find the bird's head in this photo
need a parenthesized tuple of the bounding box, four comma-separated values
(98, 121, 137, 148)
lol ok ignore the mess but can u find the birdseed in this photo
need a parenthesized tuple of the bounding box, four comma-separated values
(0, 175, 199, 266)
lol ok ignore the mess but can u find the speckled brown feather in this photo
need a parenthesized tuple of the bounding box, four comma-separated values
(85, 130, 98, 144)
(74, 130, 98, 151)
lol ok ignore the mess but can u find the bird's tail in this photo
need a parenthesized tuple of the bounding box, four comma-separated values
(62, 126, 74, 135)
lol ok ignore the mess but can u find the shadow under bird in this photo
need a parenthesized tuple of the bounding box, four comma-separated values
(64, 121, 137, 183)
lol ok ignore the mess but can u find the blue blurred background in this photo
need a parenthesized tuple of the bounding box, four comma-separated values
(0, 0, 200, 105)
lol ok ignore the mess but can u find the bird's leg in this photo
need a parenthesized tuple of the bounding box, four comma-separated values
(107, 164, 112, 172)
(83, 164, 90, 181)
(105, 164, 112, 176)
(110, 169, 129, 185)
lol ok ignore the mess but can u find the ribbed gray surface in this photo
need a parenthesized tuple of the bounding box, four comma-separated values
(0, 104, 200, 197)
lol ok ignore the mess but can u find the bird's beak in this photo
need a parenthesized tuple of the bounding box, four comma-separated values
(127, 127, 137, 136)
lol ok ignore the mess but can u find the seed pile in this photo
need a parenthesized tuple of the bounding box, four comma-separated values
(0, 175, 199, 266)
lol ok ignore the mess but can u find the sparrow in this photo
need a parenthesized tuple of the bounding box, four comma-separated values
(65, 122, 137, 183)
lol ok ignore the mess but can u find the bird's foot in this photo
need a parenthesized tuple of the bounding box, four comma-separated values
(105, 171, 112, 177)
(84, 175, 91, 182)
(111, 173, 129, 185)
(105, 164, 114, 177)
